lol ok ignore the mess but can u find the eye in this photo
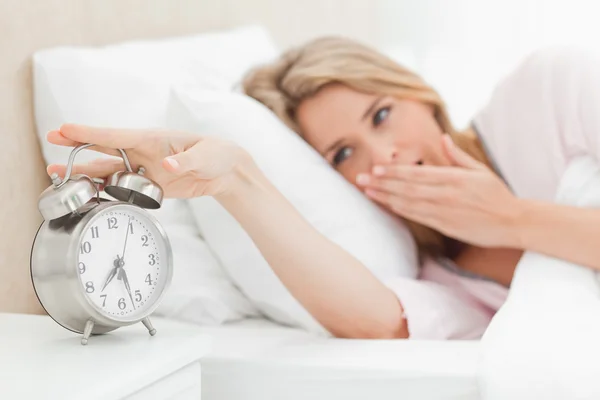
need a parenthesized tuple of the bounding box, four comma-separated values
(332, 146, 353, 166)
(372, 106, 391, 127)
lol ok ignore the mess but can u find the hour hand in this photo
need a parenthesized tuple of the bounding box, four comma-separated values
(101, 267, 118, 292)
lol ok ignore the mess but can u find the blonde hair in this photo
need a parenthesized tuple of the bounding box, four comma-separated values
(243, 36, 490, 260)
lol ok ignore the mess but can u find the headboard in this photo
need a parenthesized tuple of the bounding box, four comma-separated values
(0, 0, 376, 313)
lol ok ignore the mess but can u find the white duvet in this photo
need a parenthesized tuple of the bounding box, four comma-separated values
(200, 319, 482, 400)
(480, 155, 600, 399)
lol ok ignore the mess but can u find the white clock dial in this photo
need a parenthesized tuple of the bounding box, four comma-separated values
(77, 205, 169, 321)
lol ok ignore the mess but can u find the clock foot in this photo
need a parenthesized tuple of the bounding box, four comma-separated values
(142, 317, 157, 336)
(81, 319, 95, 345)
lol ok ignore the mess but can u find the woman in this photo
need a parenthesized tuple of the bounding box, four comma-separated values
(47, 37, 600, 340)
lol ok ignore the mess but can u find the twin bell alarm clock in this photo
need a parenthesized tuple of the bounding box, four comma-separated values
(31, 144, 173, 345)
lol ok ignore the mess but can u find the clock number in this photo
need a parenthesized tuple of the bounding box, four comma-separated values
(135, 290, 142, 302)
(141, 235, 149, 247)
(148, 254, 156, 266)
(80, 241, 92, 254)
(85, 281, 95, 293)
(100, 294, 107, 307)
(78, 262, 86, 274)
(145, 274, 153, 286)
(118, 298, 126, 310)
(91, 226, 99, 239)
(128, 222, 134, 234)
(107, 217, 119, 230)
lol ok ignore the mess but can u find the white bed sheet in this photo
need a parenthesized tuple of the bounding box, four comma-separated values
(196, 318, 482, 400)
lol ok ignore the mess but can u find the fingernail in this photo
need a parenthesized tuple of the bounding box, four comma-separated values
(165, 157, 179, 170)
(365, 189, 377, 197)
(356, 174, 370, 185)
(372, 166, 385, 176)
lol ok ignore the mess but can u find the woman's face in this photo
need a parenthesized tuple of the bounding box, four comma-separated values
(296, 84, 450, 186)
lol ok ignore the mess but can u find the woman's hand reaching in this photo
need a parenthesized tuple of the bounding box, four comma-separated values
(47, 124, 409, 339)
(46, 124, 255, 200)
(356, 134, 524, 248)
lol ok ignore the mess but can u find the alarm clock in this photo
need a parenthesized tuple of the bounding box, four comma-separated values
(31, 143, 173, 345)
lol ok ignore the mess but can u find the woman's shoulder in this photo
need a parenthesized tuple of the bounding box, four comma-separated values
(512, 45, 594, 71)
(472, 45, 600, 200)
(483, 45, 599, 107)
(476, 44, 600, 139)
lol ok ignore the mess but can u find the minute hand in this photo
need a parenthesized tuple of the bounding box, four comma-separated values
(118, 268, 136, 310)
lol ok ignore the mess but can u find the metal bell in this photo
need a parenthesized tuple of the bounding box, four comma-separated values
(38, 173, 99, 220)
(37, 143, 163, 220)
(104, 167, 162, 209)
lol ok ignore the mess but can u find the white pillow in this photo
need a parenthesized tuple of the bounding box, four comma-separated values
(32, 25, 275, 325)
(166, 88, 419, 333)
(33, 24, 278, 165)
(152, 200, 260, 325)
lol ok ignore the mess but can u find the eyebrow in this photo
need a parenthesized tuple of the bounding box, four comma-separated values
(323, 138, 344, 157)
(322, 96, 385, 157)
(361, 96, 385, 121)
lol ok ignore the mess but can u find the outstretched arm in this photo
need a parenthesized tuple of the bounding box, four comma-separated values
(47, 124, 408, 339)
(512, 199, 600, 271)
(215, 161, 409, 339)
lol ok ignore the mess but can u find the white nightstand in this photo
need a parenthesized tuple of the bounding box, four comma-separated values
(0, 313, 211, 399)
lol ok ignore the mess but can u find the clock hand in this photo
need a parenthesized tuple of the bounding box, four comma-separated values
(118, 267, 136, 310)
(101, 257, 121, 292)
(120, 216, 132, 262)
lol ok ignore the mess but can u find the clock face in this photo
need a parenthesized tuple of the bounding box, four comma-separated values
(76, 205, 170, 321)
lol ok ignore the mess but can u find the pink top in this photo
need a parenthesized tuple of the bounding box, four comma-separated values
(387, 46, 600, 340)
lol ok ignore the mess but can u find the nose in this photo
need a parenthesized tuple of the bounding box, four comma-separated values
(370, 143, 399, 165)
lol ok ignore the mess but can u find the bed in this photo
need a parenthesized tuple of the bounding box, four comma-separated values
(200, 319, 481, 400)
(0, 2, 483, 399)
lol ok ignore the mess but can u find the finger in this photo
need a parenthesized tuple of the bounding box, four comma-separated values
(55, 124, 148, 149)
(162, 139, 230, 179)
(371, 165, 465, 185)
(442, 134, 484, 170)
(162, 140, 206, 175)
(47, 129, 79, 146)
(365, 188, 441, 227)
(47, 130, 122, 157)
(389, 200, 441, 229)
(47, 158, 126, 179)
(365, 177, 448, 202)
